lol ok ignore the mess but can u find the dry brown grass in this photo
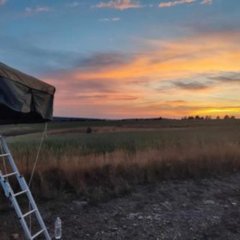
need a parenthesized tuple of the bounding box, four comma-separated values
(11, 140, 240, 202)
(1, 119, 239, 201)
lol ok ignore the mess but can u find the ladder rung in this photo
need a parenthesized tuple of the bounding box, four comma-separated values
(2, 172, 17, 178)
(0, 153, 10, 157)
(14, 190, 28, 197)
(0, 136, 51, 239)
(31, 229, 45, 239)
(22, 209, 36, 218)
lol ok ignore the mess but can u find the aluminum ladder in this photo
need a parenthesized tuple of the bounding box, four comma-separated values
(0, 136, 51, 240)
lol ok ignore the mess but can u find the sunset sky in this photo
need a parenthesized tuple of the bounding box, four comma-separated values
(0, 0, 239, 119)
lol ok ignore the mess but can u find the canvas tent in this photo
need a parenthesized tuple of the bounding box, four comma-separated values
(0, 62, 55, 124)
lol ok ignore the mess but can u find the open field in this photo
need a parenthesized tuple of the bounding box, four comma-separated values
(1, 119, 240, 239)
(1, 118, 240, 201)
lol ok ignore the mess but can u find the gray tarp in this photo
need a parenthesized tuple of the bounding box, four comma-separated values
(0, 62, 55, 124)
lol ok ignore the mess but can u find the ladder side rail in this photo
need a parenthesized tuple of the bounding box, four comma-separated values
(0, 137, 20, 174)
(0, 136, 51, 240)
(1, 178, 33, 239)
(18, 176, 51, 240)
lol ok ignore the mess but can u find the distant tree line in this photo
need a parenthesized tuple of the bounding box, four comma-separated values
(181, 115, 236, 120)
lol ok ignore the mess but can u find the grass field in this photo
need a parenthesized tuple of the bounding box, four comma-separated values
(1, 118, 240, 201)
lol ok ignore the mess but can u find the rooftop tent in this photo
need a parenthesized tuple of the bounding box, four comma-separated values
(0, 62, 55, 124)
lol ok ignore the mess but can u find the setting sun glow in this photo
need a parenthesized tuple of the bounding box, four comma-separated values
(1, 0, 239, 119)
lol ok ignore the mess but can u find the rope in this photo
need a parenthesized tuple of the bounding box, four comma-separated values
(29, 122, 48, 187)
(28, 122, 48, 234)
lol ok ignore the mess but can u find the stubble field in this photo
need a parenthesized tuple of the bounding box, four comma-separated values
(1, 118, 240, 202)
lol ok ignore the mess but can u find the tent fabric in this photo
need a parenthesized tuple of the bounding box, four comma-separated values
(0, 62, 55, 124)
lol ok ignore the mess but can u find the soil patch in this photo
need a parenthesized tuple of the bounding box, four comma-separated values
(1, 173, 240, 239)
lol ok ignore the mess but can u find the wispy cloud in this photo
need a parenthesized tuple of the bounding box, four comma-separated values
(76, 52, 132, 69)
(66, 2, 80, 8)
(0, 0, 6, 6)
(39, 30, 240, 84)
(159, 0, 196, 8)
(173, 81, 210, 90)
(0, 35, 81, 74)
(99, 17, 120, 22)
(201, 0, 213, 5)
(210, 72, 240, 83)
(25, 6, 51, 15)
(95, 0, 142, 10)
(171, 71, 240, 92)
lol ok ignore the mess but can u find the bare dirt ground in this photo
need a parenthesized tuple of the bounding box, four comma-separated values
(2, 173, 240, 239)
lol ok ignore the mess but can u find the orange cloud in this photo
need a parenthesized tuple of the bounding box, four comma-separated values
(64, 32, 239, 83)
(159, 0, 196, 8)
(46, 31, 240, 119)
(95, 0, 142, 10)
(201, 0, 213, 5)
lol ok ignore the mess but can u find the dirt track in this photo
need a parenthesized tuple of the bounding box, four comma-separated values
(1, 173, 240, 239)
